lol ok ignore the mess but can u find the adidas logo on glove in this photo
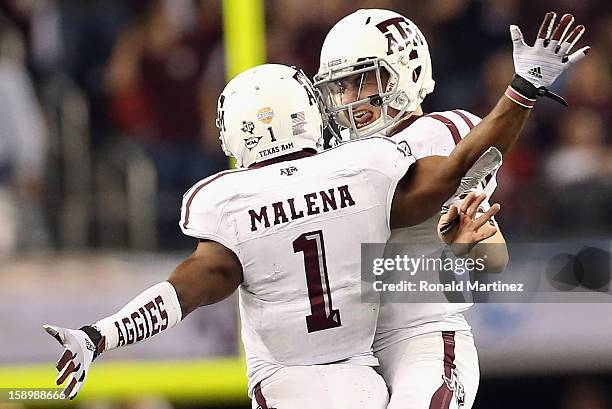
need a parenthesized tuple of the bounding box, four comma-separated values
(527, 66, 543, 78)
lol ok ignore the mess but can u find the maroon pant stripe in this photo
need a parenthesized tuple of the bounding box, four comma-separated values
(441, 331, 457, 377)
(254, 382, 269, 409)
(429, 331, 457, 409)
(426, 114, 461, 145)
(451, 110, 475, 130)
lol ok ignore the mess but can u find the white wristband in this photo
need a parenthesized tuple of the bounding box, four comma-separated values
(94, 281, 182, 352)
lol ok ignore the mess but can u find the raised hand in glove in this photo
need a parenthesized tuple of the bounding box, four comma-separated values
(507, 12, 590, 108)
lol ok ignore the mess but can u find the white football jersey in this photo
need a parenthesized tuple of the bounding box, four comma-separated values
(180, 137, 414, 395)
(374, 109, 499, 351)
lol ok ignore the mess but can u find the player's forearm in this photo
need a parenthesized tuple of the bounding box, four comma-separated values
(83, 281, 183, 357)
(83, 251, 240, 357)
(445, 93, 530, 181)
(469, 230, 508, 273)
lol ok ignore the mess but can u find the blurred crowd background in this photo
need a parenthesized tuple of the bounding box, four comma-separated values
(0, 0, 610, 408)
(0, 0, 610, 255)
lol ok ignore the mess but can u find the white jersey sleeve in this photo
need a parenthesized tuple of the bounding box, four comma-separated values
(390, 110, 481, 159)
(390, 110, 498, 220)
(180, 169, 247, 258)
(359, 136, 416, 225)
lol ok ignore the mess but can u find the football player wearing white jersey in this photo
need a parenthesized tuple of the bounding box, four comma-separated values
(315, 9, 589, 409)
(42, 22, 583, 404)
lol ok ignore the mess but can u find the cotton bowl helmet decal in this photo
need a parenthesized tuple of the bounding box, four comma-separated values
(216, 64, 325, 168)
(314, 9, 435, 139)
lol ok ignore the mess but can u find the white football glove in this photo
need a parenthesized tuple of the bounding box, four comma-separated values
(451, 147, 502, 200)
(44, 324, 98, 399)
(511, 12, 590, 89)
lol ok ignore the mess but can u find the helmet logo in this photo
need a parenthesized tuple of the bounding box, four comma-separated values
(257, 107, 275, 124)
(241, 120, 255, 134)
(244, 136, 263, 150)
(376, 17, 423, 56)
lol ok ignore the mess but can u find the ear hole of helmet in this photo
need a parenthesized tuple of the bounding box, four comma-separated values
(412, 66, 422, 82)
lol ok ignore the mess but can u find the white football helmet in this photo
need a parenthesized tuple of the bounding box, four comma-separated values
(314, 9, 435, 139)
(217, 64, 325, 168)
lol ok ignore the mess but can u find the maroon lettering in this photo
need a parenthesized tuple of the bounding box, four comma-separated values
(383, 32, 403, 55)
(272, 202, 289, 225)
(155, 295, 169, 331)
(122, 317, 135, 345)
(131, 311, 145, 342)
(114, 321, 125, 346)
(288, 198, 304, 220)
(248, 186, 355, 231)
(320, 189, 337, 212)
(338, 185, 356, 208)
(145, 301, 160, 336)
(138, 306, 151, 338)
(304, 193, 320, 215)
(376, 17, 413, 55)
(249, 206, 270, 232)
(293, 230, 341, 332)
(377, 17, 409, 39)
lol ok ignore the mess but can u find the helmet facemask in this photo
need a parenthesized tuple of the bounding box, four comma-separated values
(314, 58, 412, 140)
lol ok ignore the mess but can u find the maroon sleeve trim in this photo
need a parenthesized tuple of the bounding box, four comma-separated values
(182, 169, 249, 229)
(425, 114, 461, 145)
(451, 110, 475, 130)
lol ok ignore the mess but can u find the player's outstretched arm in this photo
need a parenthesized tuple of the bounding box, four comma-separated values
(391, 12, 589, 228)
(44, 240, 242, 399)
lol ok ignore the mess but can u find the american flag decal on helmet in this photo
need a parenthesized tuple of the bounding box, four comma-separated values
(291, 111, 306, 123)
(291, 111, 306, 135)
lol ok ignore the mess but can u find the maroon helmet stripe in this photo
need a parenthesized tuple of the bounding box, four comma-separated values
(426, 114, 461, 145)
(428, 331, 457, 409)
(254, 382, 269, 409)
(451, 110, 475, 130)
(182, 169, 249, 229)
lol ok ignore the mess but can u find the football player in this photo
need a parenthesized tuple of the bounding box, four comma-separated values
(45, 44, 555, 405)
(314, 9, 589, 409)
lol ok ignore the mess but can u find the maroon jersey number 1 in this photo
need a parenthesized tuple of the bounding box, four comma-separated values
(293, 230, 342, 333)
